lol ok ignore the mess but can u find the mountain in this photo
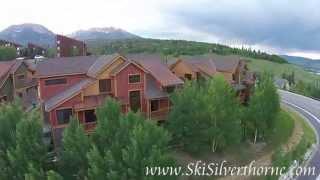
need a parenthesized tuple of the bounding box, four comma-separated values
(69, 27, 141, 41)
(0, 23, 55, 47)
(281, 55, 320, 74)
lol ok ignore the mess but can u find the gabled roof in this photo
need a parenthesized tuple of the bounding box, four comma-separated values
(0, 61, 15, 88)
(109, 59, 148, 76)
(35, 56, 98, 78)
(179, 58, 217, 77)
(0, 61, 15, 79)
(0, 60, 24, 88)
(180, 54, 241, 74)
(210, 54, 240, 73)
(87, 54, 122, 78)
(127, 54, 184, 87)
(44, 78, 94, 111)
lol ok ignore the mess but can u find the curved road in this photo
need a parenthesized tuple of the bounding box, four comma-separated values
(280, 90, 320, 180)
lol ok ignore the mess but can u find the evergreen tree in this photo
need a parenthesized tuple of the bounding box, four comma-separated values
(167, 81, 208, 152)
(0, 47, 17, 61)
(0, 102, 24, 179)
(88, 99, 175, 180)
(59, 117, 90, 179)
(7, 109, 46, 180)
(92, 97, 122, 153)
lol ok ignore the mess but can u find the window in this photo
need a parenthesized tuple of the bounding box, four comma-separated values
(184, 74, 192, 80)
(57, 40, 60, 44)
(150, 100, 159, 112)
(45, 78, 67, 86)
(56, 108, 73, 125)
(129, 74, 141, 83)
(84, 110, 97, 123)
(57, 46, 60, 51)
(99, 79, 111, 93)
(17, 74, 25, 80)
(129, 91, 141, 112)
(165, 86, 175, 93)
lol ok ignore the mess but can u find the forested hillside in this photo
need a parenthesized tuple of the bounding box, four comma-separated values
(86, 38, 287, 64)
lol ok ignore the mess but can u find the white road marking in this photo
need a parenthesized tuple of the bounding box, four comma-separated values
(282, 99, 320, 180)
(282, 100, 320, 124)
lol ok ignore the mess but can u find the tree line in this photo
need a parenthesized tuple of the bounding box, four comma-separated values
(0, 47, 16, 61)
(86, 39, 288, 64)
(166, 73, 280, 153)
(281, 71, 320, 99)
(0, 73, 280, 179)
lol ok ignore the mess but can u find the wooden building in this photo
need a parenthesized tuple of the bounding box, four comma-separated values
(170, 54, 255, 103)
(36, 54, 183, 147)
(0, 60, 38, 107)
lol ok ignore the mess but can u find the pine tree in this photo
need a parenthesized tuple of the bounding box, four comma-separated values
(59, 117, 90, 179)
(0, 101, 25, 179)
(92, 97, 122, 152)
(88, 99, 175, 180)
(167, 81, 208, 152)
(7, 109, 46, 180)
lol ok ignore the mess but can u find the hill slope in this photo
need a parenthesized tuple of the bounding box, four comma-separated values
(281, 55, 320, 74)
(0, 23, 55, 46)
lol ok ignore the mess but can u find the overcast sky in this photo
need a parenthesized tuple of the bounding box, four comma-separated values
(1, 0, 319, 59)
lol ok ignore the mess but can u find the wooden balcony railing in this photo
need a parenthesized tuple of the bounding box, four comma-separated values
(83, 122, 97, 133)
(150, 108, 170, 121)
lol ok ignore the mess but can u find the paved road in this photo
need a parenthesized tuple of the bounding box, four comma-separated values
(280, 90, 320, 180)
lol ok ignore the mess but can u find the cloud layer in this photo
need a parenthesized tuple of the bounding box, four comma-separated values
(161, 0, 320, 53)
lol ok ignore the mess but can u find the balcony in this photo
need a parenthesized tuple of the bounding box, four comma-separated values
(150, 107, 170, 121)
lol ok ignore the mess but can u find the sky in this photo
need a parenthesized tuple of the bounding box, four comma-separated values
(0, 0, 319, 59)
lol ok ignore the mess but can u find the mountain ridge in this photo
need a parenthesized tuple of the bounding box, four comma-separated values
(69, 27, 141, 41)
(0, 23, 55, 46)
(281, 55, 320, 74)
(0, 24, 141, 46)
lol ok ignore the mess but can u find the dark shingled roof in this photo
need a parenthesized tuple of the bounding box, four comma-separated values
(181, 58, 217, 76)
(210, 54, 240, 73)
(182, 54, 240, 73)
(44, 78, 94, 111)
(35, 56, 98, 77)
(127, 54, 183, 87)
(145, 75, 168, 99)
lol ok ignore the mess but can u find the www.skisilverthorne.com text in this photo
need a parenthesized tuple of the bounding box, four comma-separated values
(145, 160, 316, 177)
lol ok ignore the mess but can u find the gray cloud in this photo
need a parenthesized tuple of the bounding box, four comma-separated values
(162, 0, 320, 52)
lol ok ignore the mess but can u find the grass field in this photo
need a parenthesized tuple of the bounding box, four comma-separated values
(269, 108, 317, 180)
(246, 58, 320, 83)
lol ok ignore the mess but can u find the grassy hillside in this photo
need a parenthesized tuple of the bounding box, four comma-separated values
(246, 58, 320, 83)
